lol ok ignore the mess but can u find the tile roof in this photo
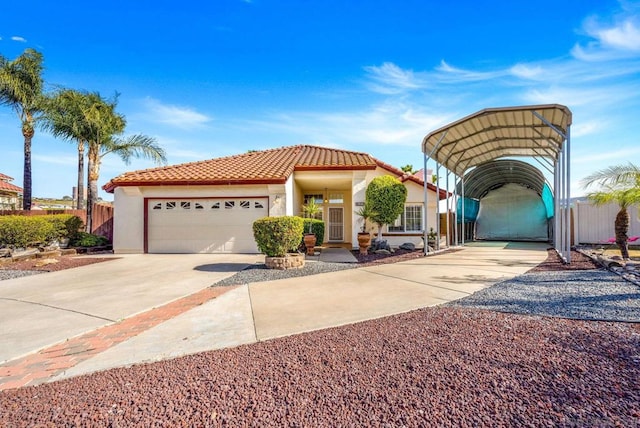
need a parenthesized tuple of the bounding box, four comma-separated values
(103, 145, 378, 192)
(103, 144, 447, 198)
(0, 180, 22, 193)
(0, 173, 14, 182)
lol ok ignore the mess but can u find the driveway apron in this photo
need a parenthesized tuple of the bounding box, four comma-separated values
(0, 254, 262, 363)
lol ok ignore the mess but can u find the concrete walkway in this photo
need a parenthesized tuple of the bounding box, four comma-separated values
(0, 242, 548, 389)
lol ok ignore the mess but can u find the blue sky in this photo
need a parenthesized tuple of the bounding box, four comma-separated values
(1, 0, 639, 200)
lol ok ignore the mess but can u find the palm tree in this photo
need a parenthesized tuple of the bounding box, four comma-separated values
(86, 96, 166, 232)
(42, 89, 91, 209)
(581, 163, 640, 259)
(0, 48, 45, 210)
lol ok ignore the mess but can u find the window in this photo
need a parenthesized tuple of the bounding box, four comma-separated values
(225, 200, 235, 209)
(194, 203, 204, 210)
(180, 201, 191, 210)
(211, 202, 220, 209)
(166, 201, 176, 210)
(328, 193, 343, 204)
(152, 203, 162, 210)
(388, 205, 423, 232)
(240, 200, 250, 209)
(303, 194, 323, 205)
(254, 201, 264, 209)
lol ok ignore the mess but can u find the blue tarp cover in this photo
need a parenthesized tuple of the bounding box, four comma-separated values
(457, 197, 480, 223)
(542, 183, 554, 219)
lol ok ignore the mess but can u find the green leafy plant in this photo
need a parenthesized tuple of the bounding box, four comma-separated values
(0, 216, 55, 248)
(253, 216, 304, 257)
(301, 199, 321, 234)
(70, 232, 109, 247)
(365, 175, 408, 240)
(44, 214, 84, 241)
(355, 202, 378, 233)
(301, 219, 325, 244)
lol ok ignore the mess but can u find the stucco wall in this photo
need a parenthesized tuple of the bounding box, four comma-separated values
(112, 184, 273, 254)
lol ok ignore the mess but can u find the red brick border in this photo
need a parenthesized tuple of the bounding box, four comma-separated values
(0, 286, 236, 391)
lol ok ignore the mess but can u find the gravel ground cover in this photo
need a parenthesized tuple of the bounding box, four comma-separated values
(2, 247, 639, 426)
(213, 260, 357, 287)
(0, 269, 44, 281)
(451, 270, 640, 322)
(0, 307, 638, 427)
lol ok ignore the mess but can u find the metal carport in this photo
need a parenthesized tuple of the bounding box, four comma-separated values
(421, 104, 572, 262)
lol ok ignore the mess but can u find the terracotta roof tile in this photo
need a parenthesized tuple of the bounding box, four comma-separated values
(0, 180, 22, 193)
(103, 145, 378, 192)
(0, 173, 14, 182)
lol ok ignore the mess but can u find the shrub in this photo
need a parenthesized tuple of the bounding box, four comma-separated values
(301, 219, 325, 242)
(366, 175, 408, 238)
(44, 214, 84, 241)
(253, 216, 304, 257)
(70, 232, 110, 248)
(0, 216, 55, 248)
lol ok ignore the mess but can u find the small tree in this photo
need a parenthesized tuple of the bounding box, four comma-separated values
(366, 175, 407, 241)
(582, 163, 640, 260)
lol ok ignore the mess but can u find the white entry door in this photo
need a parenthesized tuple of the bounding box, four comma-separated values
(328, 207, 344, 241)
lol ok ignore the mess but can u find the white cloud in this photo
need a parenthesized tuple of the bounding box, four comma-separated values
(510, 64, 544, 80)
(572, 11, 640, 61)
(142, 97, 212, 129)
(435, 60, 507, 83)
(11, 36, 26, 42)
(363, 62, 426, 94)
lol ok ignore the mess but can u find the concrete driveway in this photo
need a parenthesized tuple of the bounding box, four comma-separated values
(0, 253, 262, 363)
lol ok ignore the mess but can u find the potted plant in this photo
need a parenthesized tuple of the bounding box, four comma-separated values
(427, 227, 438, 248)
(302, 199, 321, 255)
(355, 202, 376, 255)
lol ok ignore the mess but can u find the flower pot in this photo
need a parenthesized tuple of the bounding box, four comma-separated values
(303, 234, 317, 255)
(357, 232, 371, 255)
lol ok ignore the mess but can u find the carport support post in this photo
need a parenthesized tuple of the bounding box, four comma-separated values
(564, 125, 571, 263)
(446, 170, 450, 247)
(436, 162, 441, 250)
(461, 178, 465, 245)
(423, 154, 429, 255)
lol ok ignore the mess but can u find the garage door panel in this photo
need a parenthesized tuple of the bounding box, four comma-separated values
(147, 198, 267, 253)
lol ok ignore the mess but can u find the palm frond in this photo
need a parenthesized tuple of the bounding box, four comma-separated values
(580, 162, 640, 189)
(101, 134, 167, 166)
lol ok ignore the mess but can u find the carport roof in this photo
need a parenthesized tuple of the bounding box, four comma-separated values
(422, 104, 572, 176)
(456, 159, 546, 200)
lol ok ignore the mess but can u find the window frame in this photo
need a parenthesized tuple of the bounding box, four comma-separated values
(387, 204, 423, 233)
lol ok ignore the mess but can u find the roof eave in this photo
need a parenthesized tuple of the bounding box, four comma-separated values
(103, 178, 289, 193)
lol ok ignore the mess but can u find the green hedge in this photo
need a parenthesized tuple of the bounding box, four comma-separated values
(253, 216, 304, 257)
(302, 219, 325, 243)
(0, 214, 84, 249)
(70, 232, 109, 247)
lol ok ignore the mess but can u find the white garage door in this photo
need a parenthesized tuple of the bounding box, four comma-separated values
(147, 198, 268, 253)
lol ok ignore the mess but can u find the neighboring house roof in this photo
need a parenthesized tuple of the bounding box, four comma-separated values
(103, 145, 447, 198)
(0, 173, 22, 193)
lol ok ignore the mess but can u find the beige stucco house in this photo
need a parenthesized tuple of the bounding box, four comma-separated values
(103, 145, 446, 254)
(0, 173, 23, 211)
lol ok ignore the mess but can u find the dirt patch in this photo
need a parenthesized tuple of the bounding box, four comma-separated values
(528, 248, 599, 272)
(0, 254, 116, 272)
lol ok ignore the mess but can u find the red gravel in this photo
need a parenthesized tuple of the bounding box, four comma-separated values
(528, 249, 599, 272)
(1, 307, 638, 427)
(0, 254, 115, 272)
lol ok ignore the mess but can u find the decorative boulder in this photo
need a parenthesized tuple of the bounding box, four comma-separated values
(369, 239, 391, 252)
(374, 249, 392, 255)
(399, 242, 415, 251)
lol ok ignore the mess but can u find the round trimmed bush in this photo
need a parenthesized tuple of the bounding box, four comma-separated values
(253, 216, 304, 257)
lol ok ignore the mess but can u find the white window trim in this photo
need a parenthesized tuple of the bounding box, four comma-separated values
(387, 204, 423, 233)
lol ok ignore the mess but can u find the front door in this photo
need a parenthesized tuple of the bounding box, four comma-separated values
(328, 207, 344, 241)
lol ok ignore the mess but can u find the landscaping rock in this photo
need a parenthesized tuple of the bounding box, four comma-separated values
(374, 249, 392, 255)
(399, 242, 415, 251)
(369, 239, 391, 252)
(0, 248, 11, 258)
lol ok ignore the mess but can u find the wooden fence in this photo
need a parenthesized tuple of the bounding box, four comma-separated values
(0, 204, 114, 242)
